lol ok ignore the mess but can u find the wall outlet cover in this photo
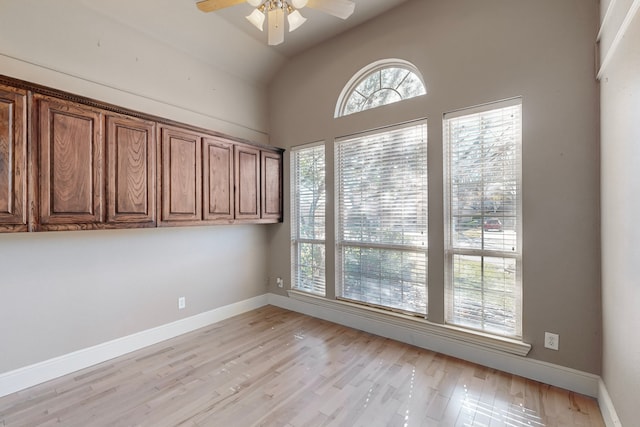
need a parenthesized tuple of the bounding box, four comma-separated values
(544, 332, 559, 350)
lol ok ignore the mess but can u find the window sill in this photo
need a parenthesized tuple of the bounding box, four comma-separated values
(287, 290, 531, 357)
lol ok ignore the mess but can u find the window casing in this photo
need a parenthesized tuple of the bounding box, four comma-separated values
(291, 143, 326, 295)
(335, 59, 426, 117)
(336, 121, 428, 315)
(290, 57, 526, 344)
(444, 99, 523, 338)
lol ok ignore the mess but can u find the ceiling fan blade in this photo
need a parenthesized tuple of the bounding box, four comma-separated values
(196, 0, 246, 13)
(306, 0, 355, 20)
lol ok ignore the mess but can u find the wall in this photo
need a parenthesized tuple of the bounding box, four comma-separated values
(600, 1, 640, 425)
(0, 0, 271, 142)
(0, 1, 271, 374)
(0, 226, 268, 372)
(267, 0, 601, 373)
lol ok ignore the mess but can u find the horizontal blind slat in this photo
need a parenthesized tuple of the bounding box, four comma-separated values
(445, 101, 522, 338)
(292, 145, 326, 296)
(337, 122, 428, 316)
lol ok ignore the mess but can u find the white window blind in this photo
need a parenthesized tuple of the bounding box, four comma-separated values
(444, 99, 522, 337)
(291, 143, 326, 295)
(336, 122, 428, 315)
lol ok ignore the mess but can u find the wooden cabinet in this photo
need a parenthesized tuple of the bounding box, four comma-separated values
(36, 97, 159, 230)
(0, 76, 284, 233)
(0, 85, 28, 231)
(203, 137, 234, 221)
(234, 144, 260, 220)
(261, 150, 282, 221)
(159, 125, 202, 224)
(106, 115, 156, 226)
(37, 95, 104, 228)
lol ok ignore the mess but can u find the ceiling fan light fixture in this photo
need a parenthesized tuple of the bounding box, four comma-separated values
(246, 8, 266, 31)
(287, 9, 307, 32)
(306, 0, 355, 19)
(195, 0, 356, 45)
(267, 7, 285, 45)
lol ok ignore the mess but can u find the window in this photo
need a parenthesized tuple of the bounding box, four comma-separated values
(291, 143, 326, 295)
(336, 59, 426, 117)
(444, 99, 522, 337)
(336, 122, 428, 315)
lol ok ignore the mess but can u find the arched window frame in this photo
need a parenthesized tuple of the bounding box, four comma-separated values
(335, 59, 427, 118)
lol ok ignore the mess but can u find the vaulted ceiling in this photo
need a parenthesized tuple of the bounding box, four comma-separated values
(79, 0, 409, 85)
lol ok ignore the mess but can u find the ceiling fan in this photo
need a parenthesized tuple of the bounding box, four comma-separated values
(196, 0, 356, 45)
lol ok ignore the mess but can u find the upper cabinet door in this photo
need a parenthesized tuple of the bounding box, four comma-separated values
(234, 145, 260, 220)
(37, 96, 103, 226)
(203, 137, 234, 221)
(0, 85, 27, 230)
(106, 115, 156, 225)
(261, 150, 282, 221)
(159, 125, 202, 223)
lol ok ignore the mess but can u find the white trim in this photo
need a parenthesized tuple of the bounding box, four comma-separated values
(267, 292, 600, 397)
(287, 290, 529, 355)
(0, 293, 608, 406)
(0, 294, 269, 398)
(290, 140, 325, 151)
(597, 0, 640, 79)
(290, 143, 327, 295)
(334, 58, 426, 118)
(443, 96, 522, 120)
(598, 378, 623, 427)
(597, 0, 618, 42)
(335, 117, 428, 142)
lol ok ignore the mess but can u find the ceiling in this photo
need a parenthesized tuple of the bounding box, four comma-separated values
(79, 0, 409, 85)
(213, 0, 409, 57)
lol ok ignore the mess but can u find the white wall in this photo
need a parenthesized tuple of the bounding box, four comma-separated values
(268, 0, 602, 374)
(0, 226, 268, 372)
(0, 0, 269, 143)
(0, 1, 272, 374)
(600, 1, 640, 425)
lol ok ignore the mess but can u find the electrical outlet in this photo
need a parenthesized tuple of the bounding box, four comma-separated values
(544, 332, 559, 350)
(178, 296, 186, 310)
(276, 277, 284, 288)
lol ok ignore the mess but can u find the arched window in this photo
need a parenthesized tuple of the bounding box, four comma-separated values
(335, 59, 426, 117)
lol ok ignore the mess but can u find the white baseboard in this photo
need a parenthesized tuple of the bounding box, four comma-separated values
(2, 292, 621, 424)
(0, 294, 269, 398)
(267, 292, 600, 398)
(598, 378, 623, 427)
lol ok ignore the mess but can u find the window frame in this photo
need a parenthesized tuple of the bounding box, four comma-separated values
(335, 59, 427, 118)
(335, 120, 429, 317)
(443, 98, 523, 338)
(290, 141, 327, 296)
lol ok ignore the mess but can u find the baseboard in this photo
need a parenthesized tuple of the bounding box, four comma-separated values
(267, 292, 600, 398)
(0, 294, 269, 398)
(598, 378, 623, 427)
(1, 292, 615, 418)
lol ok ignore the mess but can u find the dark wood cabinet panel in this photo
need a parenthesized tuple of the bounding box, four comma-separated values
(0, 76, 284, 232)
(106, 115, 156, 225)
(159, 126, 201, 223)
(0, 85, 28, 230)
(203, 137, 234, 221)
(234, 145, 260, 220)
(261, 150, 282, 221)
(37, 96, 103, 226)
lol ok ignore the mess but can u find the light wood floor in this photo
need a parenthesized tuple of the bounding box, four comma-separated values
(0, 306, 604, 426)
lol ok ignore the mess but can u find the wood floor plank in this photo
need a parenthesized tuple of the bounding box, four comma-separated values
(0, 306, 605, 427)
